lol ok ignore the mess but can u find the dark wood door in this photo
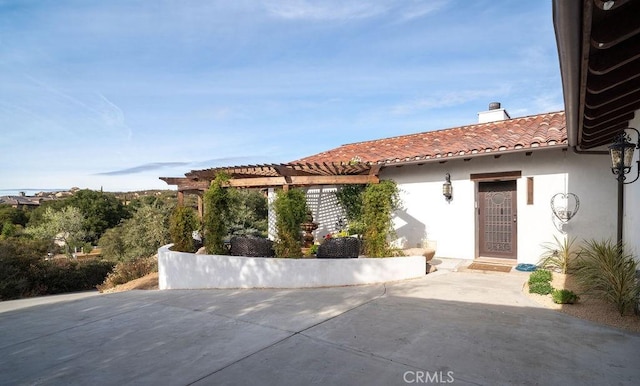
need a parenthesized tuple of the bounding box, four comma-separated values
(478, 180, 517, 259)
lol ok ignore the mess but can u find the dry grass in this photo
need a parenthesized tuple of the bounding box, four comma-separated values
(101, 272, 159, 293)
(525, 273, 640, 333)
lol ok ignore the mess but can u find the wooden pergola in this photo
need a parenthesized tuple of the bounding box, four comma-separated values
(160, 162, 381, 217)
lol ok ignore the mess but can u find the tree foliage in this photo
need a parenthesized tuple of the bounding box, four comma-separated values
(362, 180, 401, 257)
(98, 226, 126, 261)
(335, 185, 366, 235)
(25, 206, 88, 257)
(169, 206, 200, 252)
(65, 189, 130, 243)
(273, 188, 308, 258)
(203, 173, 237, 255)
(98, 199, 172, 261)
(229, 189, 268, 237)
(0, 204, 29, 228)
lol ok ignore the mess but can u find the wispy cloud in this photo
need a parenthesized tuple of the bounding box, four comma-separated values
(263, 0, 385, 21)
(263, 0, 446, 22)
(97, 93, 133, 140)
(95, 157, 268, 177)
(96, 162, 191, 176)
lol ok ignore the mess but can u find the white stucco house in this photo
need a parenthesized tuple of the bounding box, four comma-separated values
(163, 102, 637, 267)
(294, 106, 626, 265)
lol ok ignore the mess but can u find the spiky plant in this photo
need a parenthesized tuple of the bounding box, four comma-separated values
(575, 239, 639, 315)
(538, 235, 579, 274)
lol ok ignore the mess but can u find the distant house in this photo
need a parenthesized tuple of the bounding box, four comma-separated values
(0, 194, 41, 209)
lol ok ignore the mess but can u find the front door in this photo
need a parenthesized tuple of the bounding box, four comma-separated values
(478, 180, 517, 259)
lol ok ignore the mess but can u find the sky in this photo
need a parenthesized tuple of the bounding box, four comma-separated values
(0, 0, 564, 195)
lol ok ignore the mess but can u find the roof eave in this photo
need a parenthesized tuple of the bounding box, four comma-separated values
(552, 0, 582, 148)
(375, 143, 569, 168)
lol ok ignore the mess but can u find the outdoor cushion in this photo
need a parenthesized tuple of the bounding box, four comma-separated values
(230, 236, 275, 257)
(317, 237, 360, 259)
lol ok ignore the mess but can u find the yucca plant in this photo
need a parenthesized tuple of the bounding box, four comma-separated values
(575, 239, 640, 315)
(538, 235, 579, 274)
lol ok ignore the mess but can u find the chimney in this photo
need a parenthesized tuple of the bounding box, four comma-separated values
(478, 102, 511, 123)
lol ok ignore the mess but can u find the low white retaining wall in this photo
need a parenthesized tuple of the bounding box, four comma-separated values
(158, 244, 426, 289)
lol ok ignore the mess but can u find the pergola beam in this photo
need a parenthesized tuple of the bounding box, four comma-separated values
(225, 174, 378, 188)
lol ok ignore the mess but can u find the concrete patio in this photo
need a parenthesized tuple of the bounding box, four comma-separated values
(1, 267, 638, 385)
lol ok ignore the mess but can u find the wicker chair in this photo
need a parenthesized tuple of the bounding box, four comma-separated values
(230, 236, 275, 257)
(317, 237, 360, 259)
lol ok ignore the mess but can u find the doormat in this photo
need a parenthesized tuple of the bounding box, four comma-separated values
(466, 262, 513, 273)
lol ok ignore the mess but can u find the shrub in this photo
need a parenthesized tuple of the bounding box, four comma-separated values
(575, 239, 640, 315)
(529, 269, 552, 284)
(33, 259, 115, 295)
(229, 189, 268, 237)
(529, 281, 554, 295)
(0, 238, 53, 300)
(97, 256, 157, 292)
(203, 173, 237, 255)
(273, 188, 307, 258)
(169, 206, 199, 252)
(335, 185, 366, 235)
(362, 180, 401, 257)
(0, 237, 114, 300)
(538, 235, 579, 274)
(552, 289, 579, 304)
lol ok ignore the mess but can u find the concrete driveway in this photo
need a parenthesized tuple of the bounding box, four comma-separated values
(1, 269, 639, 385)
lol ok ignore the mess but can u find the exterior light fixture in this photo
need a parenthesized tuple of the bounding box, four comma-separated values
(442, 173, 453, 201)
(609, 128, 639, 184)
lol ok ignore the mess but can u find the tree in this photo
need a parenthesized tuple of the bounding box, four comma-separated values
(335, 185, 366, 235)
(273, 188, 308, 258)
(229, 189, 268, 237)
(65, 189, 130, 243)
(120, 200, 172, 261)
(203, 173, 237, 254)
(169, 206, 200, 252)
(98, 226, 126, 261)
(0, 204, 29, 228)
(362, 180, 401, 257)
(98, 199, 172, 262)
(25, 207, 88, 257)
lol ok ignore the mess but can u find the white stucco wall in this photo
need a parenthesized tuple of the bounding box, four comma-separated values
(158, 245, 426, 289)
(382, 148, 617, 264)
(624, 112, 640, 261)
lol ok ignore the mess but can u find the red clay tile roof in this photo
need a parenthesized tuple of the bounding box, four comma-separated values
(296, 111, 567, 165)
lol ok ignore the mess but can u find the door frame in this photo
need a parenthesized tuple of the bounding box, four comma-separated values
(471, 171, 521, 260)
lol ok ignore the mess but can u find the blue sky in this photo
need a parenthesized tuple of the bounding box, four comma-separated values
(0, 0, 563, 195)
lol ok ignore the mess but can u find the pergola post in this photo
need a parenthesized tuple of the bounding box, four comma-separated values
(197, 194, 203, 219)
(177, 191, 184, 206)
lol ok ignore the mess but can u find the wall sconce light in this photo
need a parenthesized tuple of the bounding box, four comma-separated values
(442, 173, 453, 201)
(609, 128, 639, 184)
